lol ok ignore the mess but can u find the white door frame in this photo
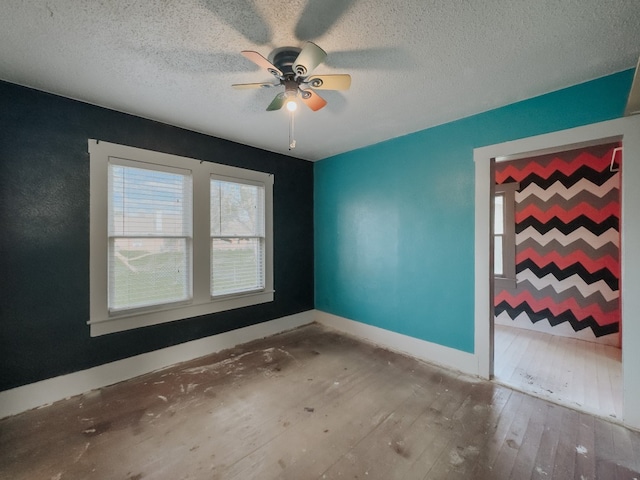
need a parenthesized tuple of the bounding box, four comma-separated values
(474, 115, 640, 429)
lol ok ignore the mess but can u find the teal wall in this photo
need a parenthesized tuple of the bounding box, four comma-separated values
(314, 69, 633, 353)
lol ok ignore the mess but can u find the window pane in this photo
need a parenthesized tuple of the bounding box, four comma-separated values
(109, 238, 190, 310)
(494, 235, 503, 276)
(211, 179, 264, 236)
(494, 194, 504, 235)
(110, 164, 192, 237)
(211, 238, 263, 296)
(211, 178, 266, 297)
(108, 162, 192, 311)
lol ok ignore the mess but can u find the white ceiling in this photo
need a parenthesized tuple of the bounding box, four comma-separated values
(1, 1, 639, 161)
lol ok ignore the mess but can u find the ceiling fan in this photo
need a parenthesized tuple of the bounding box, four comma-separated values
(232, 41, 351, 112)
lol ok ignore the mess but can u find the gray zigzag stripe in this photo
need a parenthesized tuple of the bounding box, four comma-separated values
(516, 189, 620, 211)
(516, 227, 618, 249)
(516, 238, 619, 259)
(518, 268, 617, 301)
(501, 279, 619, 313)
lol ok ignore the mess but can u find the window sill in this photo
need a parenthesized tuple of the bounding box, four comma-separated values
(89, 290, 275, 337)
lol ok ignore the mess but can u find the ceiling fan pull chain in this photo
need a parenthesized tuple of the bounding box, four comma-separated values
(289, 110, 296, 150)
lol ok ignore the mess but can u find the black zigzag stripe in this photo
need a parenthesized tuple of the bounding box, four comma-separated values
(516, 259, 619, 290)
(499, 175, 520, 185)
(517, 165, 618, 190)
(495, 300, 619, 338)
(515, 215, 619, 236)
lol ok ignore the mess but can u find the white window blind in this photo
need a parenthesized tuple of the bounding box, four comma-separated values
(494, 193, 504, 276)
(210, 177, 265, 296)
(90, 139, 274, 336)
(108, 159, 193, 311)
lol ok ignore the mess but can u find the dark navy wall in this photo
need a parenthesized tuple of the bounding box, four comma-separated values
(0, 81, 314, 391)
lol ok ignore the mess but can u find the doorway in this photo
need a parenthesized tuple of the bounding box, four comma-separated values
(473, 115, 640, 430)
(491, 142, 622, 420)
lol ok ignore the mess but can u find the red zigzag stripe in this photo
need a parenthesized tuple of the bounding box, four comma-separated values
(516, 248, 620, 275)
(496, 150, 615, 184)
(495, 290, 619, 326)
(515, 201, 620, 224)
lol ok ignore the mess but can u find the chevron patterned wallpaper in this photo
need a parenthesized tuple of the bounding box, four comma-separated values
(495, 142, 621, 345)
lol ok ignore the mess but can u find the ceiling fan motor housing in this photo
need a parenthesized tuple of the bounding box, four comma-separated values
(269, 47, 302, 77)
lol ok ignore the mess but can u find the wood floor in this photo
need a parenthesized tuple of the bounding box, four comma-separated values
(494, 323, 623, 421)
(1, 323, 639, 480)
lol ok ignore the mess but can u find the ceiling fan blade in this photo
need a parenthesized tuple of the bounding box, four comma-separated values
(241, 51, 283, 78)
(306, 74, 351, 91)
(300, 89, 327, 111)
(625, 56, 640, 116)
(232, 82, 277, 89)
(266, 93, 286, 111)
(202, 0, 271, 45)
(293, 42, 327, 77)
(295, 0, 357, 41)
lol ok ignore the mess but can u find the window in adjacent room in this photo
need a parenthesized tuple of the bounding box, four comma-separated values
(89, 139, 274, 336)
(494, 182, 518, 288)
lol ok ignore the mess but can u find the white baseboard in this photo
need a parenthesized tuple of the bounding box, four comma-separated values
(314, 310, 478, 376)
(2, 310, 478, 419)
(0, 311, 314, 419)
(495, 311, 620, 347)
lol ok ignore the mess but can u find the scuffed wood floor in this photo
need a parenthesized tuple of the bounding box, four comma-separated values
(494, 323, 623, 421)
(1, 324, 639, 479)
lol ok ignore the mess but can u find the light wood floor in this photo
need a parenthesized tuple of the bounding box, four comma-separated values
(494, 323, 623, 421)
(1, 323, 638, 479)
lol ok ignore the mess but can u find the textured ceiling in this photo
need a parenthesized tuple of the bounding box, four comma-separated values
(1, 1, 639, 161)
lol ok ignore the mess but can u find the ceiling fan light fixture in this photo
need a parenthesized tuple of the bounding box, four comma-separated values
(286, 99, 298, 112)
(284, 81, 298, 112)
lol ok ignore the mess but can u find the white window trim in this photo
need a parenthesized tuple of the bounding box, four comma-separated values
(89, 139, 274, 337)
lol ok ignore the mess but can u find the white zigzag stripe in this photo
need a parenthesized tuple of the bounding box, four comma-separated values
(517, 268, 619, 303)
(516, 176, 618, 202)
(516, 226, 619, 248)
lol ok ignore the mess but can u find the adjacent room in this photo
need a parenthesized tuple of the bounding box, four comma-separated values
(492, 142, 623, 419)
(1, 1, 640, 478)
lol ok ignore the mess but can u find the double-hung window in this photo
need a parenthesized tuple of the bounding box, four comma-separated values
(494, 182, 518, 288)
(210, 177, 265, 296)
(494, 192, 506, 276)
(89, 140, 274, 336)
(108, 160, 193, 312)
